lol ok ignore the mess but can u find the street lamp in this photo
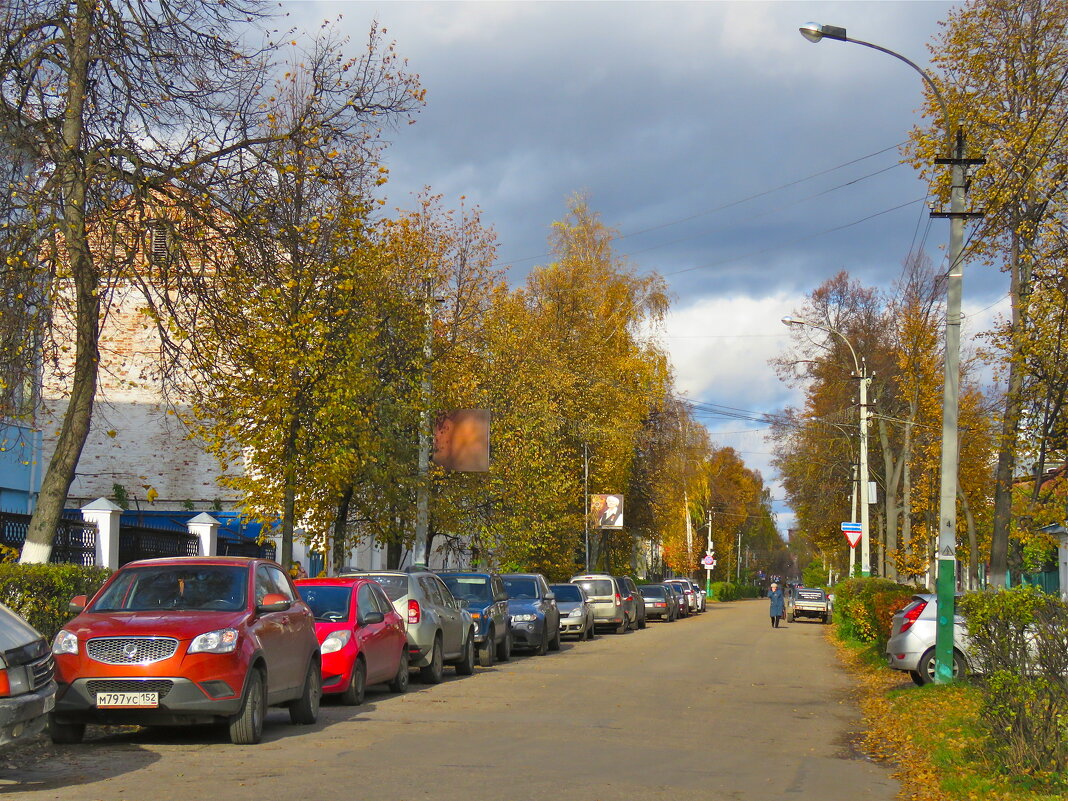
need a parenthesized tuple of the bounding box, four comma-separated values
(798, 23, 984, 684)
(782, 316, 872, 577)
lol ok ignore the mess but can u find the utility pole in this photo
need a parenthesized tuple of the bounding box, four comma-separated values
(931, 130, 984, 682)
(706, 509, 713, 597)
(583, 442, 590, 572)
(858, 360, 872, 576)
(736, 524, 742, 583)
(413, 277, 433, 567)
(850, 463, 858, 576)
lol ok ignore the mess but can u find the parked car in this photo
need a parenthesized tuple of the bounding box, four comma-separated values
(502, 574, 561, 654)
(0, 602, 57, 748)
(637, 584, 675, 622)
(343, 570, 476, 684)
(570, 574, 630, 633)
(294, 577, 408, 704)
(616, 576, 646, 629)
(786, 586, 831, 624)
(676, 578, 703, 613)
(661, 583, 685, 618)
(885, 594, 970, 685)
(549, 583, 595, 640)
(50, 556, 321, 745)
(438, 571, 512, 666)
(664, 580, 694, 616)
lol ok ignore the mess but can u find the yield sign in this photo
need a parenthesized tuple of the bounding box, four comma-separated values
(841, 522, 862, 548)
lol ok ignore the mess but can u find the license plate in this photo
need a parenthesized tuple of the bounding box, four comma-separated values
(95, 691, 158, 708)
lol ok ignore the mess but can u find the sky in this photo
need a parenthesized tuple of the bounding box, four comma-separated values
(282, 0, 1011, 538)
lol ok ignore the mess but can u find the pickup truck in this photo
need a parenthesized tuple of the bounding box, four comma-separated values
(786, 587, 831, 624)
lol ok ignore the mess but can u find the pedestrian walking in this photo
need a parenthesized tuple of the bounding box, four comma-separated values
(767, 582, 784, 628)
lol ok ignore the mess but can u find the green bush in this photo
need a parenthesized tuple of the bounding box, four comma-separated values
(832, 577, 916, 649)
(738, 583, 761, 599)
(710, 581, 738, 601)
(959, 586, 1068, 775)
(0, 563, 112, 642)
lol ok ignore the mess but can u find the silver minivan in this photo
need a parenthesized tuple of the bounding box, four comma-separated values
(570, 574, 630, 634)
(344, 570, 476, 684)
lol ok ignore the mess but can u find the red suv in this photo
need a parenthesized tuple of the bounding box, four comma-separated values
(49, 556, 322, 745)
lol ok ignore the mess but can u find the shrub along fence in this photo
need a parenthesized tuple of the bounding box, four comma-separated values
(959, 586, 1068, 776)
(832, 577, 917, 651)
(0, 563, 112, 641)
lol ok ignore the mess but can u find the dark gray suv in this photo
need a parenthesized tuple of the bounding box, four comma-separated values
(0, 602, 56, 748)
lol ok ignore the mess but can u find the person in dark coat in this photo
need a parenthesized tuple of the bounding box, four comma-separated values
(767, 582, 785, 628)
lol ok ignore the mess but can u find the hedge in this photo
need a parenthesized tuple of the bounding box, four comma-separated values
(832, 576, 917, 650)
(0, 563, 112, 642)
(708, 582, 761, 601)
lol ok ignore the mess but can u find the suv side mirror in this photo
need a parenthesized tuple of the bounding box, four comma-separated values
(69, 595, 87, 613)
(544, 591, 555, 601)
(358, 610, 385, 626)
(257, 593, 291, 613)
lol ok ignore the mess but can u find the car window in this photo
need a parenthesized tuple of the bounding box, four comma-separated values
(357, 583, 378, 617)
(574, 579, 613, 597)
(639, 586, 664, 598)
(365, 574, 408, 602)
(431, 577, 456, 604)
(441, 575, 492, 602)
(94, 565, 249, 612)
(550, 585, 583, 602)
(369, 583, 393, 613)
(492, 576, 505, 599)
(418, 576, 445, 606)
(298, 586, 352, 621)
(266, 566, 296, 601)
(503, 577, 538, 599)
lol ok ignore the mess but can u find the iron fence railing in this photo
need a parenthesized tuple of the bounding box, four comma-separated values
(118, 524, 200, 565)
(0, 511, 98, 566)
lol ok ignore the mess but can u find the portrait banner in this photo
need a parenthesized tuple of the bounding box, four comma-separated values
(591, 493, 624, 529)
(433, 409, 490, 472)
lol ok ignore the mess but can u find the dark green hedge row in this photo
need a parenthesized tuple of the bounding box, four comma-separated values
(709, 582, 762, 601)
(0, 563, 112, 642)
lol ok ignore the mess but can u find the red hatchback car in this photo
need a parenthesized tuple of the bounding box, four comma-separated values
(294, 578, 408, 703)
(49, 556, 321, 745)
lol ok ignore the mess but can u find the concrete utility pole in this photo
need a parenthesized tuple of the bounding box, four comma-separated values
(858, 363, 871, 576)
(797, 21, 984, 683)
(584, 442, 590, 572)
(413, 277, 433, 567)
(850, 463, 858, 576)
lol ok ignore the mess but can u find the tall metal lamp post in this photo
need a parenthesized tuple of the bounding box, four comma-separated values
(798, 22, 983, 683)
(782, 316, 871, 577)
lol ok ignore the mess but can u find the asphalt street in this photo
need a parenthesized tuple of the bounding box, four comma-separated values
(1, 599, 899, 800)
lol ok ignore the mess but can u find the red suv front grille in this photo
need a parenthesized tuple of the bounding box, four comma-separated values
(87, 637, 178, 665)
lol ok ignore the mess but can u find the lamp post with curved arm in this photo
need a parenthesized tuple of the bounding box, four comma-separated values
(797, 23, 984, 684)
(782, 316, 872, 577)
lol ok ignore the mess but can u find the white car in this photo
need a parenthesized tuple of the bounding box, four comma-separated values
(885, 594, 970, 685)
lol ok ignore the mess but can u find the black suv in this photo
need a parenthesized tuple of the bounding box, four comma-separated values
(615, 576, 647, 630)
(438, 572, 512, 666)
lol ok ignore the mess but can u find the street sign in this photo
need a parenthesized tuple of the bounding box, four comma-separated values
(841, 522, 862, 548)
(701, 554, 715, 567)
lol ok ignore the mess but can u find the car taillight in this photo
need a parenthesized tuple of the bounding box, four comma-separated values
(407, 599, 421, 624)
(899, 601, 927, 633)
(614, 594, 621, 606)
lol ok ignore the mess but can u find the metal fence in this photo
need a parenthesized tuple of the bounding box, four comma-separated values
(118, 524, 200, 565)
(0, 511, 98, 565)
(219, 537, 276, 561)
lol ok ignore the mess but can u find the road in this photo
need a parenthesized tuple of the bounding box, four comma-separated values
(2, 599, 898, 800)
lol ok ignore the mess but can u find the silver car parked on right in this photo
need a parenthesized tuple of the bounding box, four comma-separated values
(344, 570, 477, 684)
(570, 574, 630, 634)
(885, 594, 970, 685)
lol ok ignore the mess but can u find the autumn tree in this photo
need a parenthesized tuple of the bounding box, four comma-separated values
(0, 0, 422, 562)
(909, 0, 1068, 585)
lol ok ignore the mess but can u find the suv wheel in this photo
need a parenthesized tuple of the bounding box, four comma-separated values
(389, 649, 410, 694)
(496, 629, 512, 662)
(615, 617, 627, 634)
(638, 614, 647, 630)
(535, 625, 549, 656)
(917, 647, 965, 685)
(548, 625, 561, 652)
(229, 669, 266, 744)
(455, 631, 476, 676)
(478, 628, 496, 668)
(48, 715, 86, 745)
(340, 657, 366, 706)
(420, 635, 444, 684)
(289, 660, 322, 725)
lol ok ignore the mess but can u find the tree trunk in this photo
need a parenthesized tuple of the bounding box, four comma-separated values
(21, 2, 97, 564)
(279, 413, 300, 569)
(332, 486, 353, 574)
(878, 417, 903, 581)
(991, 236, 1031, 588)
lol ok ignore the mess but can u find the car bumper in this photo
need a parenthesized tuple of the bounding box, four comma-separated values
(53, 676, 244, 725)
(321, 650, 356, 693)
(0, 682, 57, 746)
(509, 620, 544, 647)
(645, 607, 671, 619)
(559, 617, 586, 635)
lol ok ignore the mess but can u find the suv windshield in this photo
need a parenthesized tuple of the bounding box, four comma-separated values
(441, 575, 492, 603)
(550, 585, 582, 602)
(503, 578, 538, 599)
(297, 586, 352, 621)
(94, 565, 248, 612)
